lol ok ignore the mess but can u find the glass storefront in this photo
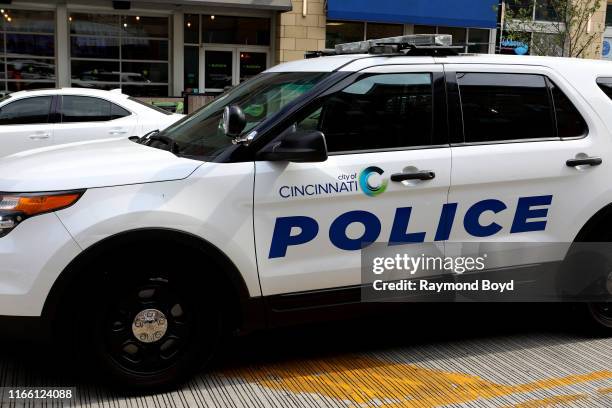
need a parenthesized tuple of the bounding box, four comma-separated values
(0, 8, 56, 93)
(414, 25, 491, 53)
(327, 21, 491, 53)
(184, 14, 271, 94)
(69, 13, 170, 96)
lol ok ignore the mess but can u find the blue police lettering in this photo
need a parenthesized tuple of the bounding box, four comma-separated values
(268, 195, 553, 258)
(464, 199, 507, 237)
(389, 207, 426, 245)
(329, 210, 381, 250)
(269, 216, 318, 258)
(511, 195, 553, 233)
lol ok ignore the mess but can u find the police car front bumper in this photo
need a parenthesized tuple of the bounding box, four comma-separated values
(0, 213, 81, 317)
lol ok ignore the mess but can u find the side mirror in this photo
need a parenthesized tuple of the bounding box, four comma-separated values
(222, 105, 246, 138)
(258, 129, 328, 163)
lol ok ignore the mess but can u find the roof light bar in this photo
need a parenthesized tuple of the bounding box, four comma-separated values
(335, 34, 452, 55)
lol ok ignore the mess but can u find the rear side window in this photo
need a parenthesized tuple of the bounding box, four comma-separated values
(457, 73, 555, 143)
(111, 103, 131, 119)
(596, 77, 612, 99)
(61, 96, 130, 122)
(550, 81, 587, 138)
(0, 96, 52, 125)
(297, 73, 434, 152)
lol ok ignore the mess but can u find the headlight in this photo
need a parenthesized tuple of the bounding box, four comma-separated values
(0, 190, 84, 238)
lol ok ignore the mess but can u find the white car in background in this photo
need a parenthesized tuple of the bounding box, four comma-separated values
(0, 88, 184, 157)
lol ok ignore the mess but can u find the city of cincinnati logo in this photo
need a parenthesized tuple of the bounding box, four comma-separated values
(359, 166, 388, 197)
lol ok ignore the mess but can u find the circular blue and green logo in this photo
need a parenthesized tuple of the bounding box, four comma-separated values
(359, 166, 388, 197)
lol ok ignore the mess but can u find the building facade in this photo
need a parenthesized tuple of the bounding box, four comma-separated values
(277, 0, 500, 63)
(0, 0, 501, 98)
(498, 0, 607, 59)
(4, 1, 611, 100)
(0, 0, 291, 98)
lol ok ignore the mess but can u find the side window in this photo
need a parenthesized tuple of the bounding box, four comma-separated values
(111, 103, 131, 120)
(457, 73, 555, 143)
(596, 77, 612, 99)
(0, 96, 52, 125)
(549, 81, 587, 138)
(297, 73, 433, 153)
(61, 96, 112, 122)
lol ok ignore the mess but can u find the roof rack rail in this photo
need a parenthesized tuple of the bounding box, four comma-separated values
(305, 34, 461, 58)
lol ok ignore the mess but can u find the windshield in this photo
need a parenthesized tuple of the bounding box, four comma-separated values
(158, 72, 330, 160)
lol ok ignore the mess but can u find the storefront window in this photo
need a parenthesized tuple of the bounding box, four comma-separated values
(500, 30, 531, 55)
(534, 0, 559, 22)
(413, 25, 437, 34)
(326, 21, 364, 48)
(366, 23, 403, 40)
(437, 26, 467, 45)
(184, 14, 200, 44)
(467, 28, 490, 53)
(202, 15, 270, 45)
(184, 46, 199, 93)
(239, 52, 267, 82)
(0, 9, 56, 93)
(606, 5, 612, 27)
(70, 13, 170, 97)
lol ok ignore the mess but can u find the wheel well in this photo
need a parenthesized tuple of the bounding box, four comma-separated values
(574, 203, 612, 242)
(43, 228, 261, 334)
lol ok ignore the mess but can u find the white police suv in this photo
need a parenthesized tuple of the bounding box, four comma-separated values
(0, 35, 611, 388)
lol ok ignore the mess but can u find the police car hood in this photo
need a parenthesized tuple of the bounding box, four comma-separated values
(0, 137, 203, 192)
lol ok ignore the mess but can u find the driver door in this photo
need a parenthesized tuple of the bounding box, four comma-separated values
(254, 65, 452, 296)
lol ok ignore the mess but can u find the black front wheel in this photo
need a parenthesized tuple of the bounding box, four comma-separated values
(68, 267, 222, 390)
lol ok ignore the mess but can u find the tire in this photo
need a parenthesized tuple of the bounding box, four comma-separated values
(585, 302, 612, 335)
(63, 256, 223, 390)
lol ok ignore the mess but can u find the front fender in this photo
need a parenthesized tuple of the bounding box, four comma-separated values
(56, 165, 259, 297)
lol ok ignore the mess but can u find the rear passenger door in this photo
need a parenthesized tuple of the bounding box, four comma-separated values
(254, 65, 452, 296)
(54, 95, 136, 144)
(444, 65, 610, 267)
(0, 95, 55, 157)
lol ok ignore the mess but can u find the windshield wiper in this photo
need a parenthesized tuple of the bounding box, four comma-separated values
(144, 134, 181, 154)
(137, 129, 160, 143)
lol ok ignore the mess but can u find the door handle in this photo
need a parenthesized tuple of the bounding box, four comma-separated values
(566, 157, 602, 167)
(390, 170, 436, 182)
(109, 130, 127, 135)
(28, 133, 50, 140)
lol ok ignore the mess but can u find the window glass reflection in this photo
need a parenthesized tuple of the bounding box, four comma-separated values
(122, 15, 169, 38)
(121, 61, 168, 83)
(1, 9, 54, 33)
(71, 60, 120, 82)
(184, 14, 199, 44)
(71, 36, 119, 59)
(6, 34, 54, 57)
(7, 58, 55, 80)
(326, 21, 364, 48)
(70, 13, 119, 36)
(240, 52, 266, 82)
(202, 15, 270, 45)
(205, 50, 232, 89)
(122, 38, 168, 60)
